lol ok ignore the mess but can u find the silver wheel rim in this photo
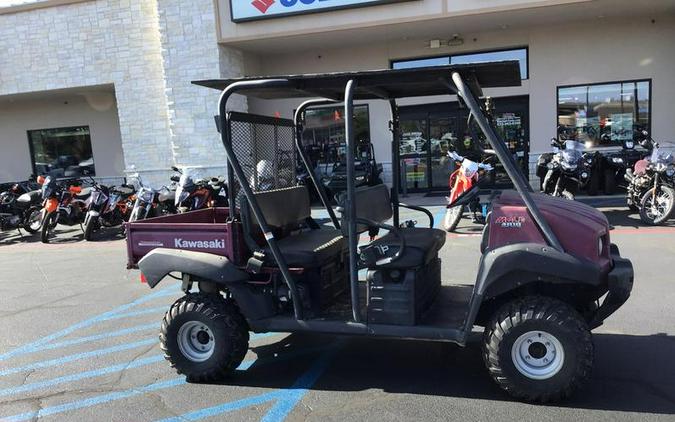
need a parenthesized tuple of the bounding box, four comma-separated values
(646, 190, 671, 219)
(511, 331, 565, 380)
(29, 211, 42, 231)
(177, 321, 215, 362)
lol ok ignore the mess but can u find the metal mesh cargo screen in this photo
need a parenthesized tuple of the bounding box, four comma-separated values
(227, 112, 297, 207)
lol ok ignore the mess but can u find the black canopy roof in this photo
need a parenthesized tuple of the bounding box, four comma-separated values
(192, 61, 521, 101)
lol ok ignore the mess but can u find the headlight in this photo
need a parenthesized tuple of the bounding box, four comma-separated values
(355, 175, 365, 182)
(586, 158, 594, 165)
(625, 141, 634, 149)
(581, 171, 589, 179)
(612, 157, 624, 164)
(667, 165, 675, 178)
(140, 189, 154, 202)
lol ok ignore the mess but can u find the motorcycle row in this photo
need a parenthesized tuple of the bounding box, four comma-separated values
(443, 129, 674, 231)
(0, 166, 228, 243)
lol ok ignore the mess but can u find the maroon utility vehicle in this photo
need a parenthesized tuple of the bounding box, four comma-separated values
(126, 62, 633, 402)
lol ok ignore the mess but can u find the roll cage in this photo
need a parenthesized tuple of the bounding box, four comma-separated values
(194, 61, 564, 324)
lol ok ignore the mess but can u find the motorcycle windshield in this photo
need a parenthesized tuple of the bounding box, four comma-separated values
(41, 177, 54, 199)
(175, 172, 194, 206)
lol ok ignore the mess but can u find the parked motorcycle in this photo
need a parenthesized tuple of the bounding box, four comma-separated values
(39, 176, 89, 243)
(625, 136, 675, 225)
(83, 179, 136, 241)
(127, 175, 176, 222)
(602, 137, 649, 194)
(443, 150, 495, 232)
(542, 139, 596, 200)
(173, 167, 228, 213)
(0, 181, 43, 234)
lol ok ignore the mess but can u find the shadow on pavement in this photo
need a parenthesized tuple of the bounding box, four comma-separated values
(219, 332, 675, 415)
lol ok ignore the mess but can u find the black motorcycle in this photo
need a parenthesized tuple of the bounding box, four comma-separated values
(83, 179, 136, 241)
(542, 139, 596, 200)
(602, 137, 649, 194)
(0, 181, 43, 235)
(322, 141, 383, 197)
(173, 167, 228, 213)
(625, 137, 675, 225)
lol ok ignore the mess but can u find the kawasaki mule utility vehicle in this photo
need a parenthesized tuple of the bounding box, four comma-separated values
(128, 62, 633, 402)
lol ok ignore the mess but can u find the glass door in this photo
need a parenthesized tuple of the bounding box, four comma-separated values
(429, 115, 458, 190)
(399, 118, 428, 191)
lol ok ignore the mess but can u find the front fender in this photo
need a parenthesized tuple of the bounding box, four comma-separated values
(138, 248, 248, 288)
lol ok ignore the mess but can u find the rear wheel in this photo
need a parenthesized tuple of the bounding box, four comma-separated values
(443, 205, 464, 232)
(40, 211, 57, 243)
(160, 293, 249, 382)
(483, 296, 593, 402)
(639, 186, 675, 225)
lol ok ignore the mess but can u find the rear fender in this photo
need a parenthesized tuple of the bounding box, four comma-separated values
(463, 243, 602, 332)
(138, 248, 248, 288)
(138, 248, 276, 320)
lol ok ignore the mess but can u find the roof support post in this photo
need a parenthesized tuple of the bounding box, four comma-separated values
(389, 99, 401, 228)
(294, 99, 342, 229)
(344, 79, 362, 323)
(217, 79, 306, 320)
(449, 72, 564, 252)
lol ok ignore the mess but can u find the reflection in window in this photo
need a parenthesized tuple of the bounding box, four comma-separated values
(28, 126, 95, 177)
(300, 105, 370, 167)
(392, 48, 528, 79)
(558, 80, 650, 147)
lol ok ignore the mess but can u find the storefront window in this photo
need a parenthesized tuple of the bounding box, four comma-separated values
(557, 80, 651, 147)
(300, 105, 370, 168)
(392, 48, 528, 79)
(27, 126, 96, 177)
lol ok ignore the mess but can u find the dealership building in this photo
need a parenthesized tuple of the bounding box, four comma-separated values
(1, 0, 674, 190)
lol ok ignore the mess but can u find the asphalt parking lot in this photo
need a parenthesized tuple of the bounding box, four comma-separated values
(0, 200, 674, 421)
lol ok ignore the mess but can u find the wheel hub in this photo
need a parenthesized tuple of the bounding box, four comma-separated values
(511, 331, 565, 380)
(177, 321, 215, 362)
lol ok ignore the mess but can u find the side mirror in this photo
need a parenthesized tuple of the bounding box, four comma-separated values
(550, 138, 559, 147)
(170, 175, 180, 182)
(171, 166, 180, 172)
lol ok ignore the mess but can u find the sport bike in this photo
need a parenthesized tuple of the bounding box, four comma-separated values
(0, 181, 43, 234)
(83, 179, 136, 240)
(443, 151, 494, 232)
(39, 176, 89, 243)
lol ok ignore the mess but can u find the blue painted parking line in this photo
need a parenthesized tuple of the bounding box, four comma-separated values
(0, 286, 179, 362)
(157, 344, 341, 422)
(0, 338, 156, 377)
(100, 306, 168, 322)
(0, 355, 164, 398)
(0, 340, 331, 422)
(32, 323, 158, 354)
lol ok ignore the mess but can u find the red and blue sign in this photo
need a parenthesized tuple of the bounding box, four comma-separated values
(231, 0, 416, 22)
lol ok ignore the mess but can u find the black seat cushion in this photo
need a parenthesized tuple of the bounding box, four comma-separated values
(263, 229, 346, 268)
(368, 228, 446, 269)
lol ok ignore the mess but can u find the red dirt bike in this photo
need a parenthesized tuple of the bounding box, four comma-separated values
(443, 151, 494, 232)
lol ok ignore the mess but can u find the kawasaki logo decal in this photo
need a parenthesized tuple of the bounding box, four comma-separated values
(174, 238, 225, 249)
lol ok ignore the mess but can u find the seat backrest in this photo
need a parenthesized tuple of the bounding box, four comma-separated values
(249, 185, 311, 229)
(340, 184, 393, 234)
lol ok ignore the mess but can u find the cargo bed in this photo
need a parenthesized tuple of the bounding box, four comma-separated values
(124, 208, 242, 269)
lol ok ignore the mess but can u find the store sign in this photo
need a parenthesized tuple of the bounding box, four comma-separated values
(231, 0, 417, 22)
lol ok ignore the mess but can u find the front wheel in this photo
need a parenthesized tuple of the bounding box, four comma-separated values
(83, 215, 98, 241)
(483, 296, 593, 402)
(639, 185, 675, 225)
(23, 207, 43, 233)
(40, 211, 57, 243)
(160, 293, 249, 382)
(443, 205, 464, 232)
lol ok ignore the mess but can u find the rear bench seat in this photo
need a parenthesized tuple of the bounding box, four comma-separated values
(240, 186, 346, 268)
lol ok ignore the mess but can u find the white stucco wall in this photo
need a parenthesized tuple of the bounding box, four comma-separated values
(0, 92, 124, 182)
(245, 14, 675, 184)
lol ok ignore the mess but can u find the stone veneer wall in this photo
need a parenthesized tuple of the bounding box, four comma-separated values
(0, 0, 245, 186)
(157, 0, 246, 181)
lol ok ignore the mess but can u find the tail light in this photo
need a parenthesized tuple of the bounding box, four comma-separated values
(140, 273, 147, 284)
